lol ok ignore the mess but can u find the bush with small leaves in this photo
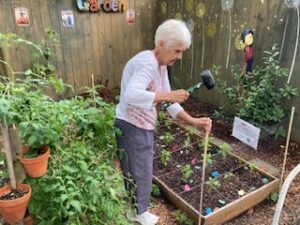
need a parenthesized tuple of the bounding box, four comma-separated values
(160, 149, 171, 167)
(206, 177, 220, 189)
(219, 142, 231, 158)
(215, 45, 298, 138)
(181, 165, 193, 183)
(151, 184, 161, 197)
(172, 210, 194, 225)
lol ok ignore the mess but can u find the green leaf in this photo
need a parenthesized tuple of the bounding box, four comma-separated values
(109, 188, 118, 200)
(24, 69, 33, 76)
(28, 134, 38, 146)
(70, 200, 82, 213)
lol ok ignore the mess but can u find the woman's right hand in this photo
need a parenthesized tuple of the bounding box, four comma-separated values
(169, 89, 189, 103)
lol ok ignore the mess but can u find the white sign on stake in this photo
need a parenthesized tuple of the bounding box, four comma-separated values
(232, 116, 260, 150)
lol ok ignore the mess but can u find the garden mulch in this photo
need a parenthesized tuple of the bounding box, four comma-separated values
(150, 97, 300, 225)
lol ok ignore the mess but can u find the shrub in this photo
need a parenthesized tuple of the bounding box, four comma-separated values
(215, 45, 298, 137)
(172, 210, 193, 225)
(26, 97, 129, 225)
(160, 149, 171, 167)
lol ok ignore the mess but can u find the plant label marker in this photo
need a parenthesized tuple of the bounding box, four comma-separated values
(218, 199, 226, 205)
(191, 158, 197, 165)
(262, 178, 269, 184)
(205, 207, 212, 215)
(211, 171, 219, 177)
(249, 186, 256, 192)
(184, 184, 191, 192)
(171, 144, 178, 152)
(238, 190, 245, 196)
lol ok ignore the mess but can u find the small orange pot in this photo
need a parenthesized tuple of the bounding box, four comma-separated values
(0, 184, 31, 224)
(24, 214, 34, 225)
(20, 145, 50, 178)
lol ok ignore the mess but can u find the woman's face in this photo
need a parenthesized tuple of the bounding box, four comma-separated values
(158, 41, 187, 66)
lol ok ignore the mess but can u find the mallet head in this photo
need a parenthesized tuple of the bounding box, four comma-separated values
(201, 69, 215, 90)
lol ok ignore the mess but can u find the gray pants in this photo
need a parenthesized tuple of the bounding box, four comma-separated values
(115, 119, 154, 215)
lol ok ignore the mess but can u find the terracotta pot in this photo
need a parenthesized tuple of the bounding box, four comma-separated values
(20, 145, 50, 178)
(24, 214, 34, 225)
(0, 184, 31, 224)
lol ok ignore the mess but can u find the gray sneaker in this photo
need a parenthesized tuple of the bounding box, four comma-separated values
(126, 210, 159, 225)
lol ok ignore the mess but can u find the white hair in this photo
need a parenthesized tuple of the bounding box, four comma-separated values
(155, 19, 191, 49)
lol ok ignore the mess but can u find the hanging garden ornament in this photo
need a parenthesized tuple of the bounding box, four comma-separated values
(196, 3, 206, 18)
(234, 34, 245, 50)
(185, 0, 194, 12)
(175, 12, 182, 20)
(196, 2, 206, 67)
(241, 29, 254, 74)
(206, 22, 217, 64)
(207, 22, 217, 38)
(187, 19, 195, 79)
(285, 0, 300, 8)
(285, 0, 300, 83)
(221, 0, 234, 11)
(160, 1, 167, 15)
(186, 18, 195, 32)
(221, 0, 234, 69)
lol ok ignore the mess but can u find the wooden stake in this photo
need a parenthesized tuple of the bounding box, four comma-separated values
(198, 132, 209, 225)
(0, 117, 17, 189)
(91, 74, 96, 107)
(280, 107, 296, 187)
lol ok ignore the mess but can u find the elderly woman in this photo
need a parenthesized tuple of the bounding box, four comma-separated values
(115, 19, 212, 225)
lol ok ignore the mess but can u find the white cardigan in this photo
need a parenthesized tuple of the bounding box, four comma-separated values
(116, 50, 183, 130)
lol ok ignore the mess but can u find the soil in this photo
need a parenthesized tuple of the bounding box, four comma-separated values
(154, 128, 200, 157)
(166, 143, 203, 166)
(154, 123, 186, 137)
(151, 97, 300, 225)
(153, 157, 178, 177)
(179, 185, 228, 212)
(0, 188, 28, 200)
(0, 177, 9, 188)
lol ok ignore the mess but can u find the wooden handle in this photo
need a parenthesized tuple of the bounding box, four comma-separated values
(198, 132, 209, 225)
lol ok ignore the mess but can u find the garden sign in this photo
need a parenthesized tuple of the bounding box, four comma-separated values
(76, 0, 126, 13)
(232, 116, 260, 150)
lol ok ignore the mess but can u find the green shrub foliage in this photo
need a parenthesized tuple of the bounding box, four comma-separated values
(0, 32, 129, 225)
(215, 45, 298, 136)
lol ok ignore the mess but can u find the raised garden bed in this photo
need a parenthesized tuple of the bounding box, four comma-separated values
(153, 121, 280, 225)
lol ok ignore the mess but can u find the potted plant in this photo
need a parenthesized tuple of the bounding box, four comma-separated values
(0, 76, 63, 178)
(0, 30, 66, 179)
(0, 118, 32, 224)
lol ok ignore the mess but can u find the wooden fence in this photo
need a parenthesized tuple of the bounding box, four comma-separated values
(158, 0, 300, 142)
(1, 0, 299, 141)
(0, 0, 158, 94)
